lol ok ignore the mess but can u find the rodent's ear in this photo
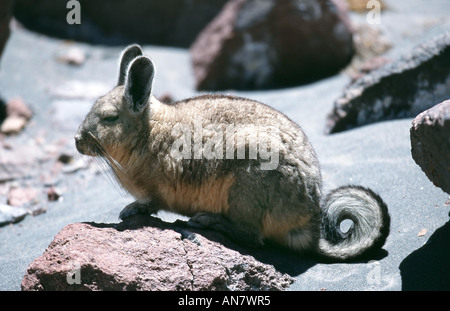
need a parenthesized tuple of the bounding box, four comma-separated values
(117, 44, 143, 86)
(124, 56, 155, 113)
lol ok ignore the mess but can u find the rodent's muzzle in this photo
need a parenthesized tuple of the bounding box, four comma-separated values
(74, 133, 86, 155)
(74, 132, 103, 157)
(74, 133, 95, 156)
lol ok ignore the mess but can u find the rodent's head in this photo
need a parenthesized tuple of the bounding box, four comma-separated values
(75, 44, 155, 161)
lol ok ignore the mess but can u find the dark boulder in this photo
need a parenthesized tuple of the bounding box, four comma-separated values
(326, 31, 450, 134)
(190, 0, 354, 91)
(13, 0, 228, 47)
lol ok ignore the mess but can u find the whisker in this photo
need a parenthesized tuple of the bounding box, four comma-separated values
(86, 132, 135, 199)
(74, 146, 131, 201)
(87, 132, 128, 176)
(93, 156, 131, 200)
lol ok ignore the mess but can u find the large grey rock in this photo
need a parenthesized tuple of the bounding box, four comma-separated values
(0, 204, 28, 227)
(190, 0, 354, 91)
(326, 31, 450, 134)
(13, 0, 228, 47)
(21, 215, 294, 291)
(410, 100, 450, 194)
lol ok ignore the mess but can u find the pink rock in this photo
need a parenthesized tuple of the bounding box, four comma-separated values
(0, 98, 32, 134)
(6, 97, 33, 120)
(0, 116, 27, 134)
(7, 187, 39, 207)
(22, 216, 293, 291)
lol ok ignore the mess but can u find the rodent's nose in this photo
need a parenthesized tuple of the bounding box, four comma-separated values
(74, 134, 82, 146)
(74, 134, 83, 153)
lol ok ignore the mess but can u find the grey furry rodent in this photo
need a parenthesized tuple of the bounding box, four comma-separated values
(75, 44, 390, 260)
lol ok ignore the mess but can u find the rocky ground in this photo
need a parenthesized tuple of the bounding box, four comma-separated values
(1, 0, 450, 291)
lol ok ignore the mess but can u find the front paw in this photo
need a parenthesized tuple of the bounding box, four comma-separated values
(119, 201, 154, 220)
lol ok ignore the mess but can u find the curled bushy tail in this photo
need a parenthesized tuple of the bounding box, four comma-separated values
(318, 185, 390, 261)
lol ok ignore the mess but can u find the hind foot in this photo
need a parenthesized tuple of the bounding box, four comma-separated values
(188, 212, 264, 248)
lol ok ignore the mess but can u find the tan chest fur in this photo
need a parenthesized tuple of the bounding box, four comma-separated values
(157, 175, 236, 216)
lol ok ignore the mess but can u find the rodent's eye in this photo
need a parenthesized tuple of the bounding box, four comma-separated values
(102, 115, 119, 123)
